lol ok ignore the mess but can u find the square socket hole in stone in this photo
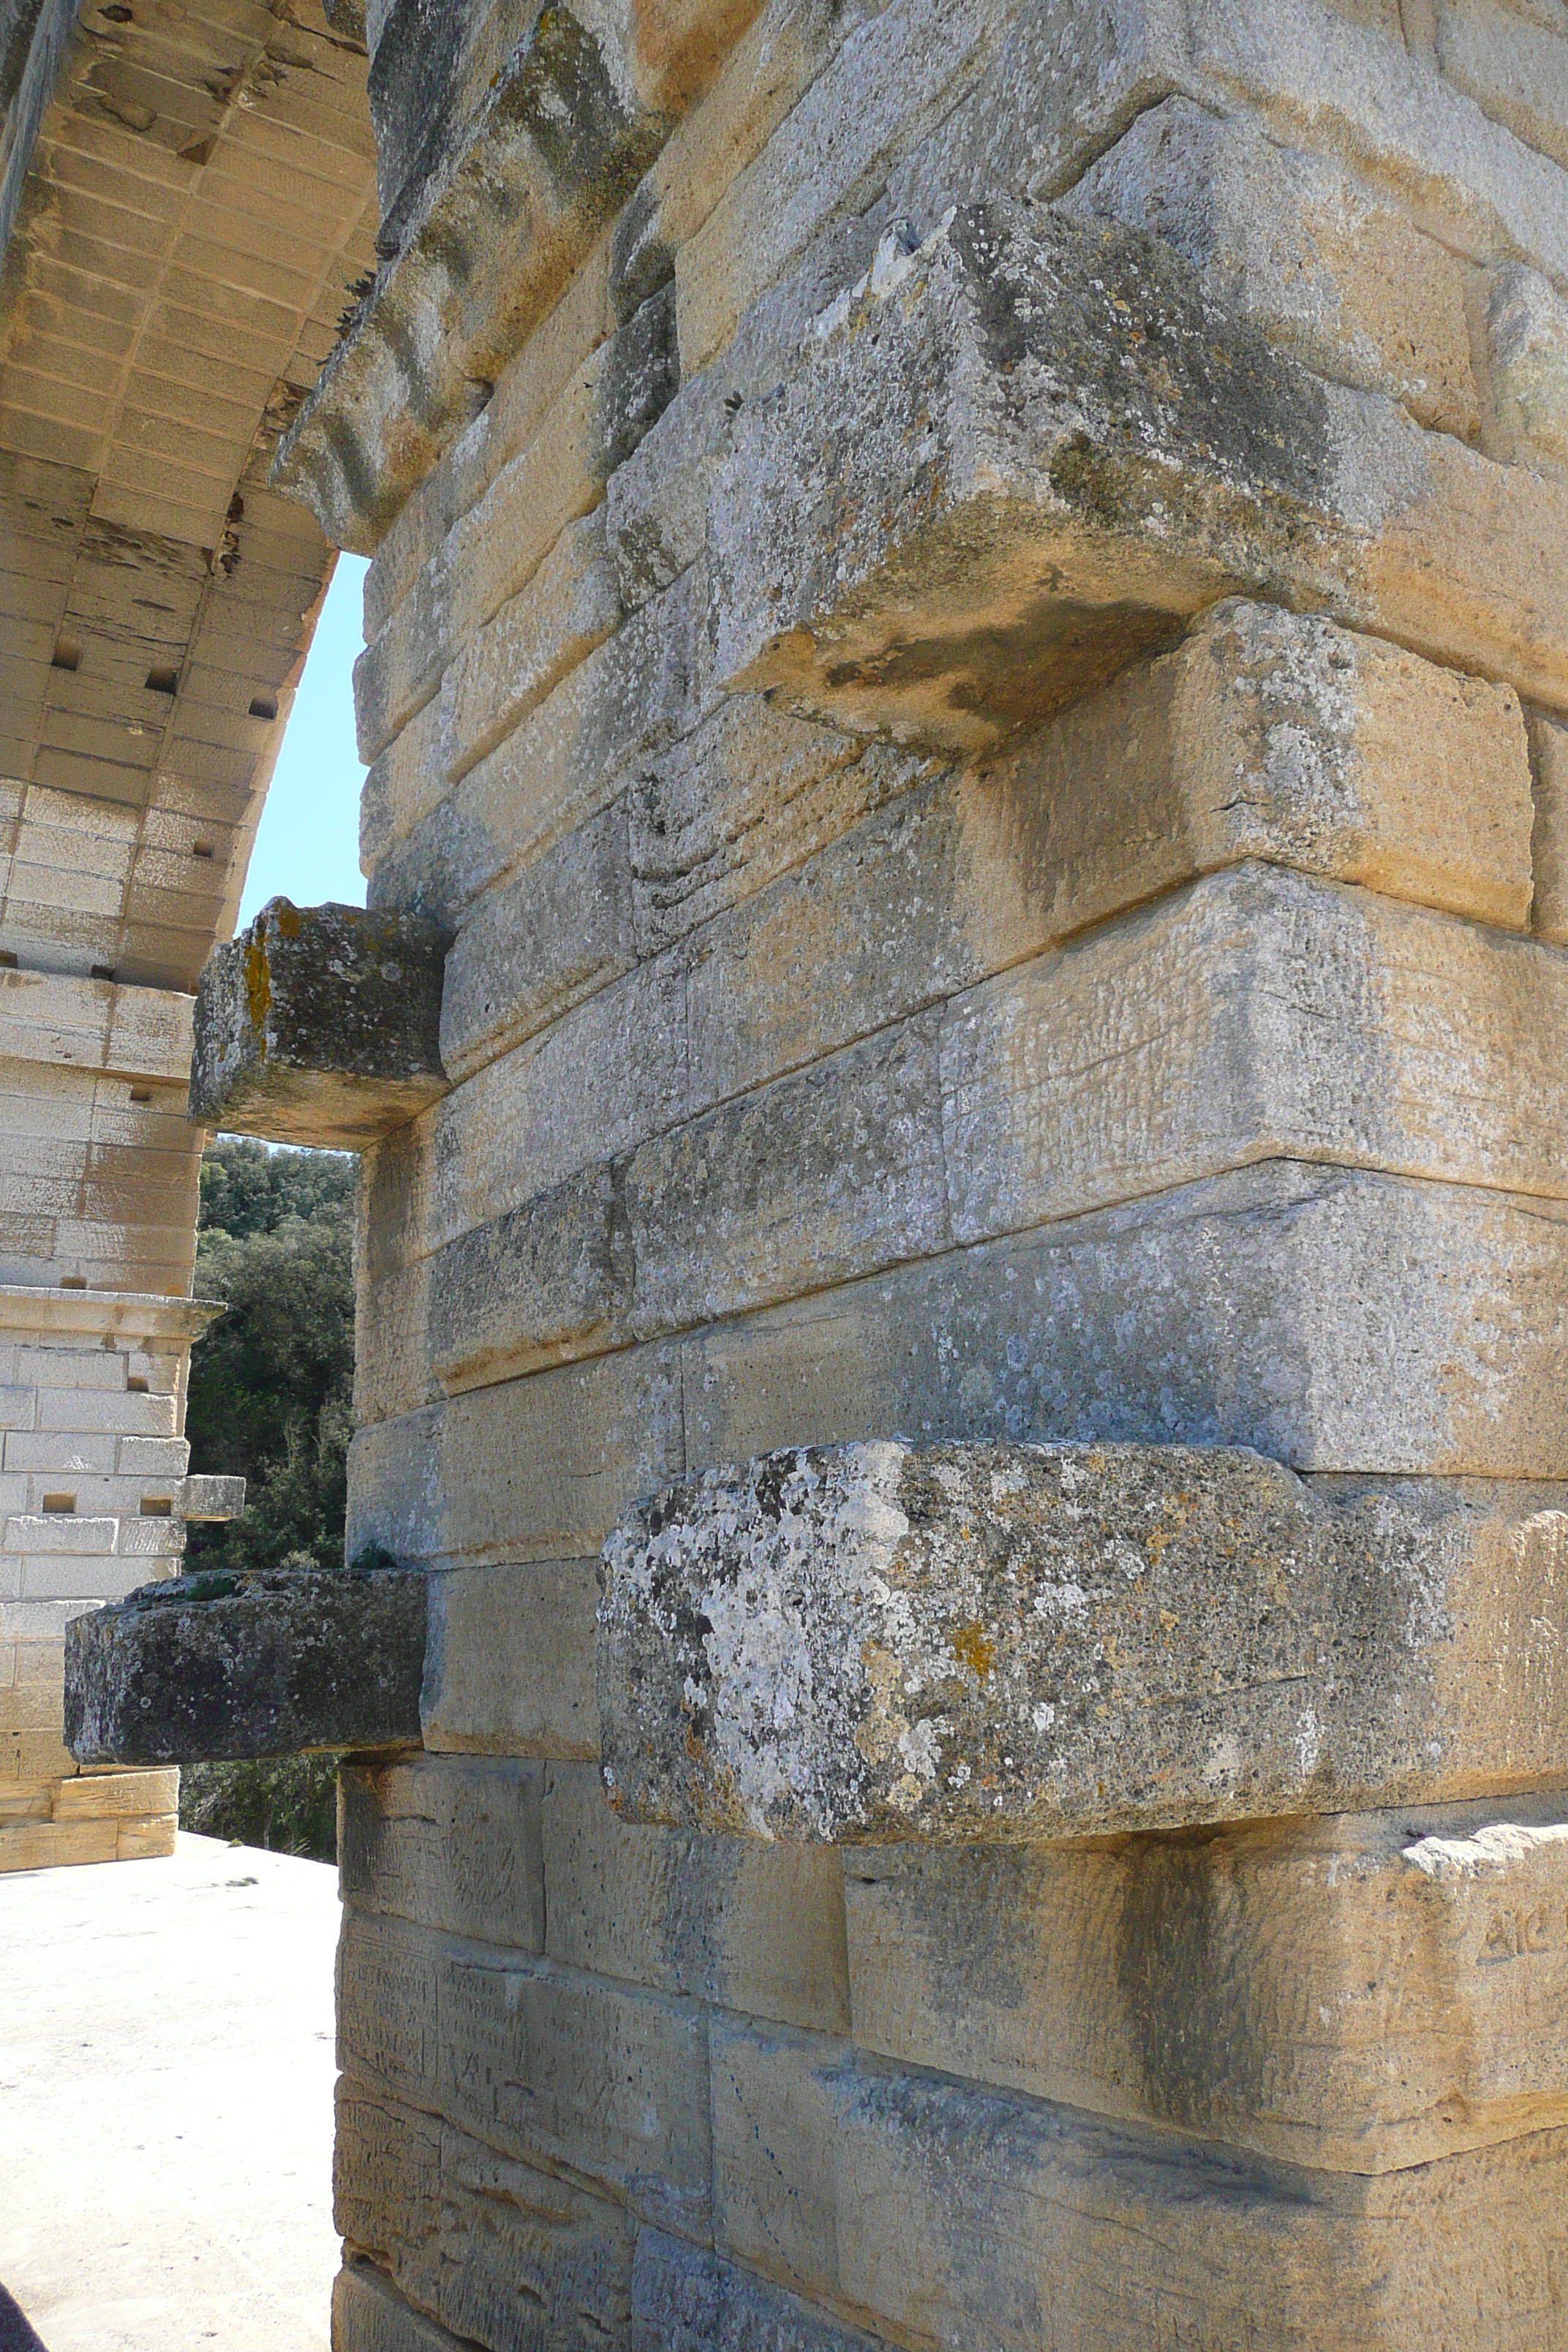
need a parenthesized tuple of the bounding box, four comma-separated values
(42, 1494, 76, 1514)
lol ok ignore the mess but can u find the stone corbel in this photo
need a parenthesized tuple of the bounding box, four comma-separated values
(597, 1441, 1568, 1842)
(64, 1561, 427, 1767)
(189, 897, 449, 1152)
(709, 203, 1568, 750)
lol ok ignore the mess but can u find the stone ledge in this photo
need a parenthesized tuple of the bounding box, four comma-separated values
(598, 1441, 1568, 1842)
(0, 1287, 225, 1341)
(711, 200, 1568, 747)
(190, 899, 449, 1152)
(64, 1564, 428, 1766)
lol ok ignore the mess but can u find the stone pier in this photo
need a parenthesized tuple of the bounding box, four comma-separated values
(34, 0, 1568, 2340)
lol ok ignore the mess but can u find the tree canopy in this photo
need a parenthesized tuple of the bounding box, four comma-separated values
(184, 1137, 356, 1579)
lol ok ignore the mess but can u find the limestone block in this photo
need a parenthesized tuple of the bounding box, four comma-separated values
(627, 1009, 949, 1333)
(1482, 263, 1568, 475)
(543, 1760, 849, 2029)
(333, 2263, 472, 2352)
(845, 1801, 1568, 2173)
(611, 0, 880, 333)
(370, 567, 711, 924)
(422, 954, 686, 1257)
(190, 900, 449, 1152)
(680, 1160, 1568, 1477)
(276, 1, 668, 548)
(627, 696, 930, 957)
(710, 198, 1568, 747)
(178, 1472, 245, 1522)
(362, 244, 614, 644)
(335, 2079, 635, 2352)
(352, 305, 672, 764)
(347, 1343, 682, 1569)
(710, 2019, 1568, 2350)
(65, 1562, 428, 1766)
(421, 1561, 600, 1761)
(1180, 0, 1568, 286)
(1534, 711, 1568, 947)
(1064, 99, 1480, 437)
(416, 1163, 636, 1399)
(0, 968, 195, 1085)
(116, 1811, 177, 1859)
(687, 606, 1532, 1106)
(675, 0, 1074, 372)
(1436, 0, 1568, 170)
(599, 1441, 1568, 1842)
(2, 1728, 78, 1779)
(1157, 603, 1533, 924)
(339, 1913, 712, 2234)
(942, 864, 1568, 1248)
(633, 2228, 885, 2352)
(437, 799, 633, 1085)
(339, 1756, 545, 1950)
(357, 508, 619, 787)
(0, 1814, 117, 1872)
(51, 1765, 178, 1817)
(879, 0, 1205, 245)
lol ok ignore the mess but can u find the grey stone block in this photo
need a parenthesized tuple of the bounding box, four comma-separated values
(64, 1562, 427, 1765)
(191, 900, 449, 1152)
(632, 2228, 886, 2352)
(711, 196, 1568, 744)
(599, 1439, 1568, 1842)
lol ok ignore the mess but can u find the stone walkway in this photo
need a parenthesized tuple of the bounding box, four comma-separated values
(0, 1834, 340, 2351)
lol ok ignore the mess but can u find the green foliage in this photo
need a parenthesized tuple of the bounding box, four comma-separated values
(184, 1139, 355, 1580)
(180, 1754, 339, 1863)
(180, 1139, 356, 1861)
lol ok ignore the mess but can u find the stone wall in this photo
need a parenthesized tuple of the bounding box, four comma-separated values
(271, 0, 1568, 2342)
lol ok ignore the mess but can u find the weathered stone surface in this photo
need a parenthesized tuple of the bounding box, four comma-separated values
(845, 1798, 1568, 2173)
(1064, 98, 1480, 436)
(685, 598, 1533, 1105)
(421, 1561, 600, 1760)
(599, 1441, 1568, 1841)
(1482, 261, 1568, 475)
(64, 1563, 427, 1766)
(712, 198, 1568, 744)
(543, 1760, 849, 2029)
(940, 862, 1568, 1244)
(276, 0, 671, 548)
(626, 1007, 949, 1332)
(1435, 0, 1568, 173)
(632, 2228, 884, 2352)
(333, 2263, 472, 2352)
(336, 2080, 635, 2352)
(340, 1756, 546, 1950)
(711, 2019, 1568, 2350)
(348, 1342, 682, 1568)
(190, 900, 449, 1152)
(339, 1911, 712, 2234)
(369, 566, 711, 924)
(437, 799, 634, 1083)
(1533, 711, 1568, 949)
(681, 1161, 1568, 1477)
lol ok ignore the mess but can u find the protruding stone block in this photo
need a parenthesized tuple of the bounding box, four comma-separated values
(599, 1441, 1568, 1842)
(178, 1474, 246, 1523)
(64, 1562, 428, 1766)
(712, 199, 1568, 746)
(190, 900, 448, 1151)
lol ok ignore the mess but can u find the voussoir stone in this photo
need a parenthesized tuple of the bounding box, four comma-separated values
(64, 1563, 429, 1766)
(189, 899, 450, 1152)
(598, 1441, 1568, 1842)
